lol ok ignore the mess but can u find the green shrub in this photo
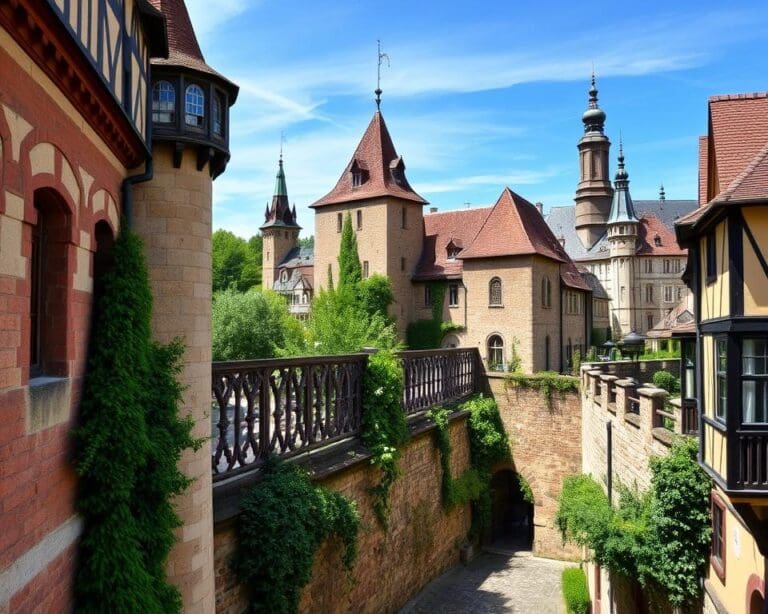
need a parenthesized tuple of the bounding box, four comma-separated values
(562, 568, 590, 614)
(361, 350, 409, 526)
(235, 460, 359, 614)
(652, 370, 680, 394)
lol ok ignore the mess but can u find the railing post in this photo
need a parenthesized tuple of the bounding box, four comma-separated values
(259, 367, 271, 459)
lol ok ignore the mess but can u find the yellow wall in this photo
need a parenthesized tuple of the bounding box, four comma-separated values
(743, 207, 768, 316)
(704, 423, 728, 480)
(700, 219, 730, 321)
(707, 486, 766, 614)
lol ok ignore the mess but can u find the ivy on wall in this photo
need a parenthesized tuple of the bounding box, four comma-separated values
(235, 460, 360, 614)
(73, 227, 199, 613)
(556, 438, 710, 608)
(406, 281, 463, 349)
(361, 350, 410, 526)
(506, 371, 580, 409)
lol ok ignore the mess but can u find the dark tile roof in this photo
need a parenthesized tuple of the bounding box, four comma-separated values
(149, 0, 238, 97)
(578, 268, 610, 299)
(278, 246, 314, 269)
(311, 111, 427, 208)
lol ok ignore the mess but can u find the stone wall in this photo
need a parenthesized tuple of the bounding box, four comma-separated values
(487, 374, 582, 559)
(582, 358, 680, 383)
(213, 415, 472, 614)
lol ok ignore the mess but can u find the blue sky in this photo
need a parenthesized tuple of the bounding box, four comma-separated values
(187, 0, 768, 239)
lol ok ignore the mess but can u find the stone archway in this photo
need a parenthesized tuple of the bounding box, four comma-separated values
(489, 469, 534, 551)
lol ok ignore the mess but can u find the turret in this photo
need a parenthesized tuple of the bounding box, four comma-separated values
(261, 156, 301, 287)
(575, 74, 614, 248)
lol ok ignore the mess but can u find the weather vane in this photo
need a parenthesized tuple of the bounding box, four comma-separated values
(280, 131, 285, 161)
(375, 39, 390, 110)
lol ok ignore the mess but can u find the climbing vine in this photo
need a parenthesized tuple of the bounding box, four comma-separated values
(406, 281, 463, 349)
(361, 350, 409, 526)
(235, 459, 360, 614)
(556, 438, 711, 608)
(429, 396, 512, 538)
(73, 226, 199, 613)
(506, 371, 580, 409)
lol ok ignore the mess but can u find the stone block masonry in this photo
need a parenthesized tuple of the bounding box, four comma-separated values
(486, 374, 582, 560)
(213, 415, 472, 614)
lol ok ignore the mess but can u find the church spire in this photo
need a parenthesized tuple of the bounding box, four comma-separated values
(261, 155, 300, 230)
(582, 72, 606, 133)
(608, 139, 638, 223)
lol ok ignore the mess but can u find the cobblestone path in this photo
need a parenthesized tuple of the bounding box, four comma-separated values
(400, 551, 576, 613)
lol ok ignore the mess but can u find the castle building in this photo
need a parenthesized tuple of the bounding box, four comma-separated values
(546, 78, 698, 340)
(676, 92, 768, 614)
(0, 1, 236, 611)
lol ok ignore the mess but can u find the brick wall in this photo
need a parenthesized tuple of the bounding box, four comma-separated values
(486, 374, 582, 559)
(213, 415, 472, 614)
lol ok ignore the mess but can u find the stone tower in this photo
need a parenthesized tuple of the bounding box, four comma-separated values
(606, 143, 639, 336)
(261, 157, 301, 289)
(575, 74, 614, 248)
(311, 100, 428, 334)
(134, 1, 238, 611)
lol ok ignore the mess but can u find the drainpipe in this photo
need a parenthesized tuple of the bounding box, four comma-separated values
(559, 280, 564, 373)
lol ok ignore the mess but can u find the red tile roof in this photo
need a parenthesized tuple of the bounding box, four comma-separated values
(698, 135, 709, 206)
(149, 0, 238, 95)
(460, 188, 569, 262)
(707, 93, 768, 200)
(713, 141, 768, 204)
(311, 111, 428, 208)
(414, 207, 493, 281)
(636, 214, 686, 256)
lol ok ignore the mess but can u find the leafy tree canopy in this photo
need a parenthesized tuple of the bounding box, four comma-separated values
(212, 229, 262, 293)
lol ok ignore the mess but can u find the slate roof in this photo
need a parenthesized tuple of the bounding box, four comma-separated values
(578, 268, 610, 300)
(546, 199, 696, 261)
(311, 111, 427, 208)
(415, 188, 590, 291)
(272, 246, 314, 292)
(149, 0, 238, 97)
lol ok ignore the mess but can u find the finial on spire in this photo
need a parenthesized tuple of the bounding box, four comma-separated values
(582, 69, 606, 133)
(659, 183, 666, 202)
(376, 39, 390, 110)
(618, 131, 624, 163)
(279, 131, 285, 163)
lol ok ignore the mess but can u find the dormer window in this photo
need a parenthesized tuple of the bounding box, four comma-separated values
(352, 171, 362, 187)
(185, 84, 205, 127)
(350, 159, 368, 187)
(390, 156, 406, 186)
(447, 248, 460, 260)
(152, 80, 175, 123)
(654, 234, 662, 247)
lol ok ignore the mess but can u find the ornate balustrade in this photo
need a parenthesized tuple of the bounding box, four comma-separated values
(211, 354, 368, 480)
(735, 431, 768, 490)
(211, 347, 482, 478)
(399, 348, 481, 416)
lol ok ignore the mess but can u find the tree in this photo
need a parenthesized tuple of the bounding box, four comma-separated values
(337, 213, 362, 289)
(212, 288, 304, 360)
(298, 235, 314, 249)
(212, 229, 262, 293)
(358, 273, 394, 321)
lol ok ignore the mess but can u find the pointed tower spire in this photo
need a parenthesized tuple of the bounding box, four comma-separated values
(261, 155, 299, 230)
(582, 71, 606, 133)
(608, 139, 637, 223)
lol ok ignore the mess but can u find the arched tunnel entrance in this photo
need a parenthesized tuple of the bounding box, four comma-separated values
(489, 469, 534, 551)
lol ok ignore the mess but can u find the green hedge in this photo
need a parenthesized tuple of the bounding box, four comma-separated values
(562, 567, 590, 614)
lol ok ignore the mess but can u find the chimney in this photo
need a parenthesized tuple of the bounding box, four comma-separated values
(429, 207, 438, 214)
(535, 202, 544, 215)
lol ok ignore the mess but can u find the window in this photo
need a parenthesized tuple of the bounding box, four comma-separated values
(644, 259, 653, 273)
(400, 257, 406, 271)
(363, 261, 369, 279)
(401, 207, 407, 229)
(488, 335, 504, 370)
(654, 235, 662, 247)
(742, 338, 768, 423)
(545, 335, 551, 371)
(447, 247, 460, 260)
(541, 277, 552, 308)
(711, 493, 726, 581)
(645, 285, 654, 304)
(706, 232, 717, 282)
(337, 213, 343, 233)
(489, 277, 502, 306)
(185, 84, 205, 127)
(356, 210, 362, 230)
(664, 285, 674, 303)
(152, 80, 175, 123)
(647, 313, 654, 330)
(424, 285, 432, 307)
(449, 283, 459, 307)
(30, 189, 70, 378)
(213, 92, 225, 136)
(716, 338, 727, 422)
(352, 171, 362, 187)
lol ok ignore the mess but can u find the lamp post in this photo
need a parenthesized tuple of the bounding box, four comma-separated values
(621, 331, 645, 362)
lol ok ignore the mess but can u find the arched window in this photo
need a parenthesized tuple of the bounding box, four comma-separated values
(212, 92, 224, 136)
(30, 189, 71, 378)
(152, 80, 175, 123)
(488, 335, 504, 370)
(489, 277, 502, 306)
(541, 276, 552, 308)
(545, 335, 551, 371)
(185, 84, 205, 127)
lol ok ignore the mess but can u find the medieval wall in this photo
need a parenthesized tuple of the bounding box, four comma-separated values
(213, 415, 471, 614)
(487, 375, 582, 559)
